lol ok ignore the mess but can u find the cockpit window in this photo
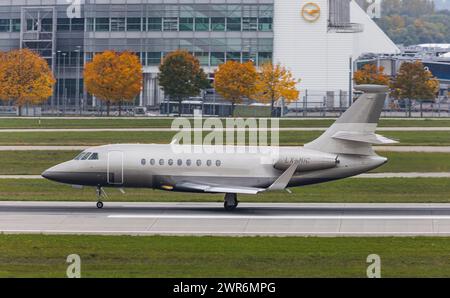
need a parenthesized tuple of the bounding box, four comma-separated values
(81, 153, 92, 160)
(89, 153, 99, 160)
(74, 152, 84, 160)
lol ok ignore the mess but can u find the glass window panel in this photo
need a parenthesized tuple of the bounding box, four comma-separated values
(148, 17, 162, 31)
(258, 17, 272, 31)
(86, 18, 94, 31)
(258, 52, 272, 66)
(89, 153, 99, 160)
(11, 19, 21, 32)
(179, 17, 193, 31)
(41, 18, 52, 32)
(0, 19, 9, 32)
(111, 17, 125, 31)
(242, 17, 257, 31)
(226, 52, 241, 62)
(95, 18, 110, 32)
(147, 52, 161, 65)
(242, 52, 256, 64)
(194, 52, 209, 66)
(163, 17, 178, 31)
(57, 18, 70, 31)
(71, 18, 84, 31)
(127, 18, 141, 31)
(195, 17, 209, 31)
(226, 17, 241, 31)
(211, 17, 225, 31)
(210, 52, 224, 66)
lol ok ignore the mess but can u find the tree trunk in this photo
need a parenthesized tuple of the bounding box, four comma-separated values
(408, 98, 412, 118)
(118, 100, 122, 117)
(270, 99, 275, 118)
(420, 101, 423, 118)
(231, 102, 235, 117)
(17, 105, 22, 117)
(106, 100, 111, 117)
(178, 97, 182, 117)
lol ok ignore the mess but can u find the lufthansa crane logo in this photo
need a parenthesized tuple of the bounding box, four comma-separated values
(301, 2, 321, 22)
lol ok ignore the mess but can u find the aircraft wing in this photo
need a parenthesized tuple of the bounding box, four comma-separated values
(176, 161, 300, 195)
(176, 182, 265, 194)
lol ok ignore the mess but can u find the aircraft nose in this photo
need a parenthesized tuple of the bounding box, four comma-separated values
(41, 164, 67, 182)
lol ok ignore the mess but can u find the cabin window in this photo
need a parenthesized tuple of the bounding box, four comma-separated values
(159, 159, 164, 165)
(186, 159, 192, 166)
(216, 160, 221, 167)
(88, 153, 99, 160)
(207, 160, 212, 167)
(196, 159, 202, 166)
(177, 159, 182, 166)
(141, 159, 146, 165)
(150, 159, 155, 165)
(168, 159, 174, 166)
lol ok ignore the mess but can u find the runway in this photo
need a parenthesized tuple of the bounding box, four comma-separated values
(1, 201, 450, 236)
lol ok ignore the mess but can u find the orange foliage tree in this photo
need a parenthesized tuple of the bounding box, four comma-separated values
(353, 64, 390, 86)
(0, 49, 55, 115)
(254, 62, 300, 117)
(214, 61, 257, 115)
(84, 50, 143, 116)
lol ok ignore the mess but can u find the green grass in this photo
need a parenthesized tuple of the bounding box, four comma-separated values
(0, 117, 450, 129)
(0, 235, 449, 277)
(0, 130, 449, 146)
(1, 178, 449, 203)
(1, 151, 450, 175)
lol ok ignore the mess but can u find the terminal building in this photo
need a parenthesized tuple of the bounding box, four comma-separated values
(0, 0, 399, 112)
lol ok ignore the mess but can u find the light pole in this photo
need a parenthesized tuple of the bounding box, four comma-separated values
(75, 46, 81, 115)
(56, 50, 61, 114)
(62, 52, 67, 116)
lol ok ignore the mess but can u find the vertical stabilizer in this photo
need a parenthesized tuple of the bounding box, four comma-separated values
(304, 85, 394, 155)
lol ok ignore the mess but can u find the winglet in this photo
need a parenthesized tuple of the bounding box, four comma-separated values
(267, 161, 299, 191)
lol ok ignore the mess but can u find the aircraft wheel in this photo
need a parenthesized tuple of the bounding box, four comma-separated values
(224, 193, 238, 211)
(96, 201, 104, 209)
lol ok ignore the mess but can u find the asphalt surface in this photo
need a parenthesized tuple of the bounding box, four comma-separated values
(1, 201, 450, 236)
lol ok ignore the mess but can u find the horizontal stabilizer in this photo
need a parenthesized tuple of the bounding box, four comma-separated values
(332, 131, 398, 145)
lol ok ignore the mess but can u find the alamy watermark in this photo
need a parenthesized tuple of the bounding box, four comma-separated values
(66, 0, 82, 19)
(169, 116, 280, 160)
(66, 254, 81, 278)
(366, 254, 381, 278)
(366, 0, 382, 19)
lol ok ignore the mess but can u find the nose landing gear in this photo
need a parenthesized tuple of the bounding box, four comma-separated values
(96, 186, 108, 209)
(224, 193, 238, 211)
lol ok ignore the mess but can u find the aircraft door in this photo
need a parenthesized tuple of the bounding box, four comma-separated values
(107, 151, 124, 185)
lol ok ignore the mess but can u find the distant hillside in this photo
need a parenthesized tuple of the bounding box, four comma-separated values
(370, 0, 450, 45)
(434, 0, 450, 10)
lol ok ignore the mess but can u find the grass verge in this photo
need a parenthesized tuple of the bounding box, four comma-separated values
(0, 178, 449, 203)
(0, 130, 449, 146)
(0, 235, 449, 277)
(0, 117, 450, 129)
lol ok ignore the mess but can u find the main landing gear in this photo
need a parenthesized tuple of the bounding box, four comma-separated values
(96, 186, 108, 209)
(224, 193, 238, 211)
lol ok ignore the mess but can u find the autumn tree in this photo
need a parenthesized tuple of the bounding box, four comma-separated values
(390, 61, 439, 117)
(158, 50, 209, 116)
(214, 61, 257, 115)
(254, 62, 300, 117)
(0, 49, 55, 115)
(354, 64, 390, 86)
(84, 50, 143, 116)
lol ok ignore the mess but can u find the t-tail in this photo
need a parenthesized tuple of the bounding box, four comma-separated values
(304, 85, 397, 156)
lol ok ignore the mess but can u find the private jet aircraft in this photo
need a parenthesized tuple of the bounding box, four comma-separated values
(42, 85, 395, 210)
